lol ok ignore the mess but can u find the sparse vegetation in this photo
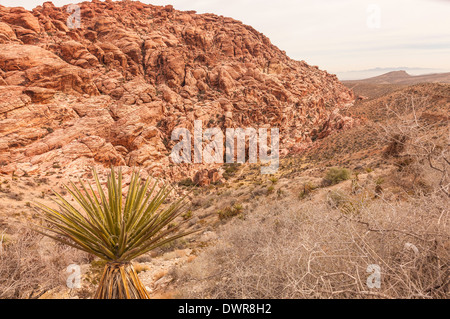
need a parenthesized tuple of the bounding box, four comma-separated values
(379, 95, 449, 197)
(178, 178, 194, 187)
(0, 229, 89, 298)
(298, 182, 317, 199)
(182, 210, 193, 220)
(0, 79, 448, 300)
(217, 203, 244, 220)
(223, 163, 241, 180)
(52, 163, 61, 169)
(176, 192, 449, 299)
(322, 167, 352, 186)
(172, 93, 449, 299)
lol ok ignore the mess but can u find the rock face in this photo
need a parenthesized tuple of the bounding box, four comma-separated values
(0, 1, 354, 179)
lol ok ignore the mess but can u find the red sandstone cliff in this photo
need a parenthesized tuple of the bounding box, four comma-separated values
(0, 0, 354, 180)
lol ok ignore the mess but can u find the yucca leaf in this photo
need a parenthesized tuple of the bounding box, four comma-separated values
(50, 191, 113, 246)
(33, 166, 198, 263)
(93, 169, 115, 234)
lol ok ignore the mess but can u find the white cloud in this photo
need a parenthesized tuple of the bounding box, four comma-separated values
(2, 0, 449, 77)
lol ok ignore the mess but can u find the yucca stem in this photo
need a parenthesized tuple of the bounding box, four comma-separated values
(94, 262, 150, 299)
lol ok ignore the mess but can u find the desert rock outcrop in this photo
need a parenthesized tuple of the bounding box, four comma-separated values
(0, 1, 354, 179)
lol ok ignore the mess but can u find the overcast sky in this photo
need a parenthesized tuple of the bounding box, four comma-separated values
(2, 0, 449, 79)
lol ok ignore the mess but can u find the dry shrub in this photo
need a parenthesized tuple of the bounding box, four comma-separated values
(384, 134, 408, 157)
(0, 228, 89, 299)
(379, 94, 449, 197)
(322, 168, 352, 186)
(175, 193, 449, 299)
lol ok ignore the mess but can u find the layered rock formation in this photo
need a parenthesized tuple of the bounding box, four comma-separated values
(0, 0, 354, 180)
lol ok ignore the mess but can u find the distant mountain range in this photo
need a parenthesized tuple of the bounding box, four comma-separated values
(342, 70, 450, 85)
(337, 67, 450, 81)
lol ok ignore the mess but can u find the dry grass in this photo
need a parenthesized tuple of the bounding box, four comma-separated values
(1, 89, 447, 299)
(173, 94, 449, 299)
(175, 190, 449, 299)
(379, 94, 449, 197)
(0, 228, 89, 299)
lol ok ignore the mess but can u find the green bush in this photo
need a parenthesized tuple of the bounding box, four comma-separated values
(299, 182, 317, 199)
(178, 178, 194, 187)
(323, 167, 351, 186)
(218, 203, 243, 220)
(223, 163, 240, 180)
(182, 210, 193, 220)
(327, 190, 349, 208)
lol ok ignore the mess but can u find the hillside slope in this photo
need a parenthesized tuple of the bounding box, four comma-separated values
(303, 83, 449, 171)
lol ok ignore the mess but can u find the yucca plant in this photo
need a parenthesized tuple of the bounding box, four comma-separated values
(33, 167, 195, 299)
